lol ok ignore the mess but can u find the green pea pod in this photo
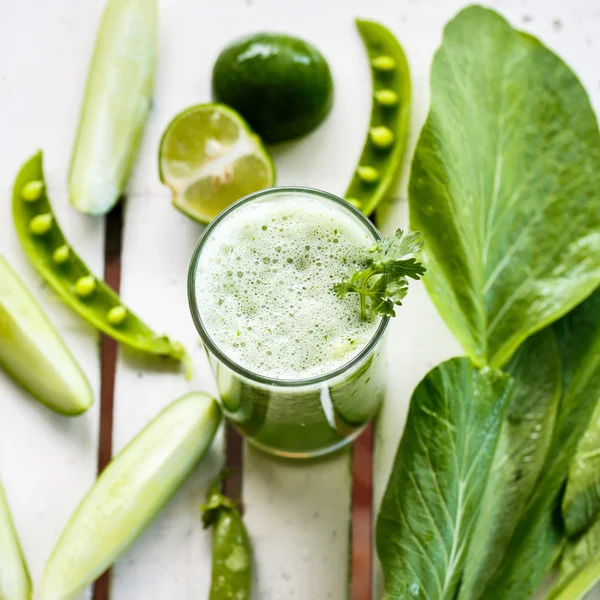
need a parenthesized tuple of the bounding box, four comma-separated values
(69, 0, 157, 215)
(202, 475, 252, 600)
(40, 392, 222, 600)
(0, 480, 31, 600)
(0, 255, 92, 415)
(13, 151, 190, 375)
(345, 19, 411, 216)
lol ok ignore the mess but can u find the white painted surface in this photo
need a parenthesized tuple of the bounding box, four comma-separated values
(0, 1, 598, 600)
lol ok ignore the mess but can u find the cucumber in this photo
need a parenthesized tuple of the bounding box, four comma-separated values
(0, 255, 93, 415)
(0, 480, 31, 600)
(39, 392, 222, 600)
(69, 0, 157, 215)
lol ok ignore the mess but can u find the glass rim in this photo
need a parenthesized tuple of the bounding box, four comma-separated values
(187, 186, 389, 387)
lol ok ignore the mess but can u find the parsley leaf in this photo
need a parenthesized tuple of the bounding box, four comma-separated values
(333, 229, 426, 321)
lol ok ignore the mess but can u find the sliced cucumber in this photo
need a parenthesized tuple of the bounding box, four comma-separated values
(0, 480, 31, 600)
(69, 0, 157, 215)
(39, 392, 222, 600)
(0, 255, 93, 415)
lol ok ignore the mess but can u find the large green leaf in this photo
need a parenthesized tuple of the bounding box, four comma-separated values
(458, 328, 561, 599)
(409, 5, 600, 368)
(562, 392, 600, 537)
(482, 289, 600, 600)
(549, 517, 600, 600)
(376, 357, 512, 600)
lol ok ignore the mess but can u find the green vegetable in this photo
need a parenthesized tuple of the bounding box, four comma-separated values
(345, 19, 411, 216)
(409, 5, 600, 368)
(40, 392, 222, 600)
(69, 0, 157, 215)
(0, 480, 31, 600)
(107, 304, 127, 325)
(458, 328, 561, 598)
(481, 289, 600, 600)
(333, 229, 425, 320)
(0, 254, 92, 415)
(73, 275, 96, 297)
(202, 474, 252, 600)
(52, 244, 70, 265)
(562, 399, 600, 537)
(20, 180, 43, 202)
(212, 33, 333, 143)
(13, 151, 189, 374)
(29, 213, 53, 235)
(549, 517, 600, 600)
(376, 357, 512, 599)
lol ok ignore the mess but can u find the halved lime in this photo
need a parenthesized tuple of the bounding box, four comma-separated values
(159, 103, 275, 224)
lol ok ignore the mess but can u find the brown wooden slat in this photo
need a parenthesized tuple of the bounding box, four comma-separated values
(93, 201, 124, 600)
(224, 423, 244, 503)
(351, 423, 374, 600)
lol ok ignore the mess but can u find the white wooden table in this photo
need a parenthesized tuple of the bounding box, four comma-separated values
(0, 0, 599, 598)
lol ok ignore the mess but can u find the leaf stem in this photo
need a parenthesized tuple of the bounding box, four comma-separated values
(360, 288, 367, 321)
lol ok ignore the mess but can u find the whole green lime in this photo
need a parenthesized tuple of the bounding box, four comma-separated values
(212, 33, 334, 143)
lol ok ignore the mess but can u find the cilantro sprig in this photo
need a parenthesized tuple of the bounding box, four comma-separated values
(333, 229, 426, 321)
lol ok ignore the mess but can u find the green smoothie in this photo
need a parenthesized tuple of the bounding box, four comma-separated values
(190, 188, 387, 457)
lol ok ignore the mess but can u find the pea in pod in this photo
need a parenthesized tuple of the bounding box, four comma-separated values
(345, 19, 411, 216)
(0, 254, 92, 415)
(202, 475, 252, 600)
(40, 392, 222, 600)
(69, 0, 157, 215)
(13, 151, 190, 375)
(0, 480, 31, 600)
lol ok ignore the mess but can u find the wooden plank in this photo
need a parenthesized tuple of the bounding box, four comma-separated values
(233, 4, 373, 598)
(110, 185, 225, 598)
(244, 447, 353, 599)
(1, 1, 597, 600)
(109, 2, 226, 595)
(113, 1, 373, 597)
(372, 2, 600, 599)
(0, 1, 107, 598)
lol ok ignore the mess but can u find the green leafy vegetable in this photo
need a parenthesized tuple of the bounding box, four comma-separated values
(458, 328, 561, 599)
(481, 289, 600, 600)
(562, 399, 600, 537)
(409, 5, 600, 368)
(333, 229, 425, 320)
(376, 357, 512, 599)
(549, 517, 600, 600)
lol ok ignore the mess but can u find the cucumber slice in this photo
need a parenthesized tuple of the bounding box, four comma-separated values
(39, 392, 222, 600)
(69, 0, 157, 215)
(0, 255, 93, 415)
(0, 480, 31, 600)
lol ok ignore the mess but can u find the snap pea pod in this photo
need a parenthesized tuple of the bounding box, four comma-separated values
(69, 0, 157, 215)
(202, 474, 252, 600)
(0, 255, 92, 415)
(345, 19, 411, 216)
(0, 479, 31, 600)
(40, 392, 222, 600)
(13, 151, 189, 374)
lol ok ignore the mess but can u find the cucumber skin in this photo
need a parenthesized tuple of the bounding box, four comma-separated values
(69, 0, 157, 215)
(39, 393, 222, 600)
(0, 481, 31, 600)
(0, 255, 93, 415)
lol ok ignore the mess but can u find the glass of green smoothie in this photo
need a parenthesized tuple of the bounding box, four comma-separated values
(188, 187, 389, 458)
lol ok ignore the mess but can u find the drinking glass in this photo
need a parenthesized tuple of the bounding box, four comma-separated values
(188, 187, 388, 458)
